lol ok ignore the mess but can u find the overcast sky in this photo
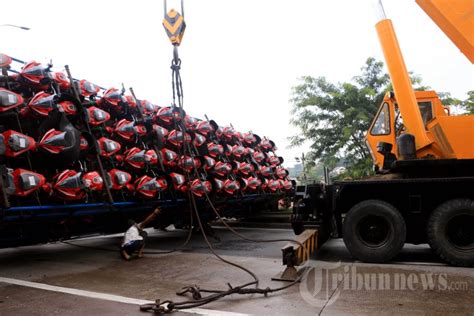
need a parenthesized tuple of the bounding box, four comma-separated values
(2, 0, 473, 167)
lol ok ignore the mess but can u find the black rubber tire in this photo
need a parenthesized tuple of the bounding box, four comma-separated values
(291, 199, 305, 235)
(343, 199, 406, 263)
(427, 199, 474, 267)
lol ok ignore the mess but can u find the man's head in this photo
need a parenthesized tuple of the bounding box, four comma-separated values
(127, 219, 136, 227)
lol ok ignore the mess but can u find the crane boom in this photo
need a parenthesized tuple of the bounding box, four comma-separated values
(416, 0, 474, 64)
(375, 19, 432, 150)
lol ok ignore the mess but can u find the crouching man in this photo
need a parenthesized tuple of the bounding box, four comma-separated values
(121, 207, 161, 260)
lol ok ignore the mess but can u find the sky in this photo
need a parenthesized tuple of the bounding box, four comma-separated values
(2, 0, 473, 168)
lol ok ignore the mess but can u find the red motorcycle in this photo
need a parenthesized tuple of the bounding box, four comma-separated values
(140, 100, 158, 115)
(189, 179, 211, 197)
(5, 168, 46, 197)
(119, 147, 155, 169)
(100, 88, 124, 110)
(0, 53, 12, 68)
(19, 61, 50, 88)
(0, 88, 24, 113)
(86, 106, 111, 126)
(79, 80, 101, 97)
(134, 175, 167, 198)
(178, 155, 201, 173)
(107, 169, 133, 190)
(0, 130, 36, 157)
(169, 172, 187, 193)
(38, 129, 73, 154)
(19, 61, 71, 92)
(213, 161, 232, 177)
(243, 176, 261, 191)
(160, 148, 179, 167)
(52, 169, 103, 200)
(167, 129, 191, 147)
(97, 137, 121, 157)
(223, 179, 240, 195)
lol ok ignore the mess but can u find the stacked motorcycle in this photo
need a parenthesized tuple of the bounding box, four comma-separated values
(0, 53, 293, 207)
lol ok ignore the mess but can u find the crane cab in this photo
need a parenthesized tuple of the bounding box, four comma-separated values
(366, 91, 474, 172)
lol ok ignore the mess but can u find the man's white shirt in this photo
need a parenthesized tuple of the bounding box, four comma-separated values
(122, 225, 143, 246)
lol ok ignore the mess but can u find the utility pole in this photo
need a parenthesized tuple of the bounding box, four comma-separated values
(295, 153, 307, 184)
(301, 153, 307, 183)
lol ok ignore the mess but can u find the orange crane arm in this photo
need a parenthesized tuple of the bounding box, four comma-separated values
(375, 19, 433, 150)
(416, 0, 474, 64)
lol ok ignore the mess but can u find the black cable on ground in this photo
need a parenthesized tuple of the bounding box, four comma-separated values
(143, 109, 309, 310)
(142, 199, 195, 254)
(139, 192, 310, 313)
(61, 203, 195, 255)
(61, 240, 118, 252)
(60, 226, 191, 255)
(137, 43, 312, 312)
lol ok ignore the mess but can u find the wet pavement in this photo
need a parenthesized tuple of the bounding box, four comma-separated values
(0, 227, 472, 315)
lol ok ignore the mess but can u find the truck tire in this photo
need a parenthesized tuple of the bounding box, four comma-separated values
(427, 199, 474, 267)
(343, 200, 406, 263)
(291, 218, 305, 235)
(291, 199, 306, 235)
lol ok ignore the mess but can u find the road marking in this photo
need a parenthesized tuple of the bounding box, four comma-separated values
(389, 261, 447, 267)
(0, 276, 250, 316)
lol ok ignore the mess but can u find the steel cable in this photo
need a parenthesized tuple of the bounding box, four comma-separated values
(140, 49, 311, 313)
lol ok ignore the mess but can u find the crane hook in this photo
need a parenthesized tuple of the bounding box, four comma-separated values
(163, 0, 186, 46)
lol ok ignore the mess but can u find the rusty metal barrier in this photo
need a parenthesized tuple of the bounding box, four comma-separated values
(272, 229, 317, 282)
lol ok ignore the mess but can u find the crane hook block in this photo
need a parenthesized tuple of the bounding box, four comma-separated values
(163, 9, 186, 46)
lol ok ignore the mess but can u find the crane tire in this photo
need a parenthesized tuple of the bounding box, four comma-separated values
(427, 199, 474, 267)
(343, 199, 406, 263)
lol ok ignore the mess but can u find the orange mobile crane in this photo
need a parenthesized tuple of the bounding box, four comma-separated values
(366, 0, 474, 169)
(292, 0, 473, 267)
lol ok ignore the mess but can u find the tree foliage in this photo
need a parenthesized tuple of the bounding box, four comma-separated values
(290, 58, 390, 178)
(439, 90, 474, 114)
(461, 91, 474, 114)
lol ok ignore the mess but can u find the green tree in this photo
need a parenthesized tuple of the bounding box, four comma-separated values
(289, 57, 390, 178)
(461, 91, 474, 114)
(438, 91, 473, 114)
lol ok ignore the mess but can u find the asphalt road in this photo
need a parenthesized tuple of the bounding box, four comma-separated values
(0, 227, 472, 315)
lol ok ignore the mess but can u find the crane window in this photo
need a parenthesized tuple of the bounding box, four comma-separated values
(371, 102, 391, 135)
(418, 101, 433, 125)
